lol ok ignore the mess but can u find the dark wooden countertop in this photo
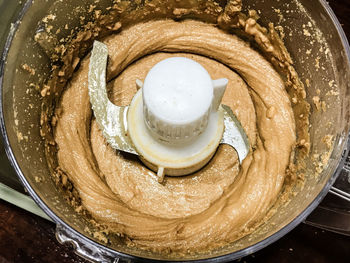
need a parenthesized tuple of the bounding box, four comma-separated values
(1, 1, 350, 262)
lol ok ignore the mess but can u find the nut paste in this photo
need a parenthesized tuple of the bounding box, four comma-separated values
(41, 0, 310, 254)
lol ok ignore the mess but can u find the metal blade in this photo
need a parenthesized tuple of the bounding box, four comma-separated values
(88, 41, 138, 155)
(88, 41, 249, 162)
(220, 104, 250, 164)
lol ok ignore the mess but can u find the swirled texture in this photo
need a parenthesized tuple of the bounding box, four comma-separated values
(54, 19, 296, 252)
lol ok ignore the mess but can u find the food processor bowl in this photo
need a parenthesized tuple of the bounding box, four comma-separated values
(1, 0, 349, 262)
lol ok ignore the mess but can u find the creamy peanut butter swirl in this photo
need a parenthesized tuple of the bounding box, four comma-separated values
(54, 20, 296, 252)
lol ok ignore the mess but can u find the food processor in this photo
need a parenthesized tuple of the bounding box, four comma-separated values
(1, 0, 349, 262)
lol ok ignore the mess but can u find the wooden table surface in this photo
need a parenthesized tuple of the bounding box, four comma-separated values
(1, 1, 350, 262)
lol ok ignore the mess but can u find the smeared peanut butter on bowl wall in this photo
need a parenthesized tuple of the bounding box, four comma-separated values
(39, 0, 311, 255)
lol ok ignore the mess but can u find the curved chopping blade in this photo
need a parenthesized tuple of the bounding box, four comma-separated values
(88, 41, 249, 163)
(220, 105, 250, 164)
(88, 41, 138, 155)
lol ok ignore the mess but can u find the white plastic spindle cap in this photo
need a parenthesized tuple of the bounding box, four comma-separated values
(142, 57, 214, 144)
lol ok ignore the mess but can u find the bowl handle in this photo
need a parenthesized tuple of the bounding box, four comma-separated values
(304, 133, 350, 235)
(328, 133, 350, 202)
(55, 224, 129, 263)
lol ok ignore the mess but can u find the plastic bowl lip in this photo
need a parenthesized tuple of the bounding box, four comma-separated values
(0, 0, 349, 262)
